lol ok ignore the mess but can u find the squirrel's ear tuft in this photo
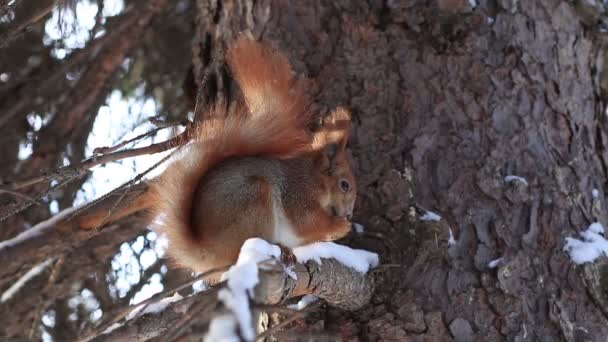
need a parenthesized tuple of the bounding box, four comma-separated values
(312, 106, 353, 152)
(325, 106, 352, 149)
(227, 36, 310, 121)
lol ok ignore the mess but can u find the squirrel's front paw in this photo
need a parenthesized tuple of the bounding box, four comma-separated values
(277, 243, 297, 266)
(324, 217, 352, 241)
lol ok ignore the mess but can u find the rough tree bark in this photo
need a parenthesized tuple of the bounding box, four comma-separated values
(2, 0, 608, 341)
(189, 0, 608, 340)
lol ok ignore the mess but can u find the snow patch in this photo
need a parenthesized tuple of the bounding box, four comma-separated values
(214, 238, 281, 341)
(293, 242, 379, 274)
(353, 222, 365, 234)
(448, 228, 457, 247)
(126, 291, 184, 320)
(564, 222, 608, 264)
(207, 239, 378, 340)
(1, 258, 54, 303)
(420, 211, 441, 222)
(101, 323, 122, 335)
(141, 292, 183, 315)
(204, 314, 239, 342)
(488, 257, 503, 269)
(504, 175, 528, 186)
(288, 295, 318, 311)
(592, 188, 600, 199)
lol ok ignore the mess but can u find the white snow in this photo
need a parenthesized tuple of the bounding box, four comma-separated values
(564, 222, 608, 264)
(468, 0, 477, 8)
(208, 238, 379, 341)
(488, 258, 503, 269)
(126, 304, 144, 320)
(448, 228, 457, 247)
(504, 175, 528, 186)
(420, 211, 442, 222)
(141, 292, 183, 315)
(1, 258, 54, 303)
(125, 291, 184, 320)
(592, 188, 600, 199)
(204, 314, 239, 342)
(353, 222, 365, 234)
(0, 205, 80, 251)
(215, 238, 281, 341)
(288, 295, 318, 311)
(293, 242, 379, 274)
(101, 323, 123, 335)
(192, 279, 208, 293)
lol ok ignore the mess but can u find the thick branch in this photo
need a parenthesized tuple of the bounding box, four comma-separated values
(90, 259, 376, 341)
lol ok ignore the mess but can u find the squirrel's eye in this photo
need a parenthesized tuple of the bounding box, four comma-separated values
(339, 179, 351, 193)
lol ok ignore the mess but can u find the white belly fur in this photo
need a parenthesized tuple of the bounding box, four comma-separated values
(271, 195, 300, 248)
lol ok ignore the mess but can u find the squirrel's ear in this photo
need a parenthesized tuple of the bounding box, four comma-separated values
(311, 107, 352, 152)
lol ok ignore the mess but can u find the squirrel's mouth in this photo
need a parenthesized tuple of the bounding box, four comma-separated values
(330, 206, 353, 221)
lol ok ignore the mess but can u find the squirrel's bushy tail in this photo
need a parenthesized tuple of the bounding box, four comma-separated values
(149, 37, 314, 272)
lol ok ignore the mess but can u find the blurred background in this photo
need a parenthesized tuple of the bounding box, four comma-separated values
(0, 1, 198, 340)
(4, 0, 608, 341)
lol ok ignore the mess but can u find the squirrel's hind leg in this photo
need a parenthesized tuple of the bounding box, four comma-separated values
(191, 174, 277, 270)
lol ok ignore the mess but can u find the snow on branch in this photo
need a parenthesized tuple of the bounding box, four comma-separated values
(92, 239, 379, 342)
(564, 222, 608, 264)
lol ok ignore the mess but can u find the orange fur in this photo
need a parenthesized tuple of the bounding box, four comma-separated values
(149, 37, 315, 272)
(149, 37, 356, 275)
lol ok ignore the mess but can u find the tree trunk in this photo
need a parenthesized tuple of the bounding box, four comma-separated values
(191, 0, 608, 340)
(2, 0, 608, 340)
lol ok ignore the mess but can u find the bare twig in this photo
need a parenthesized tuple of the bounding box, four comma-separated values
(78, 265, 230, 342)
(27, 256, 65, 340)
(0, 122, 191, 222)
(0, 0, 60, 49)
(0, 175, 81, 223)
(161, 299, 212, 342)
(0, 188, 36, 202)
(2, 126, 188, 192)
(92, 118, 191, 155)
(67, 140, 185, 228)
(255, 301, 323, 341)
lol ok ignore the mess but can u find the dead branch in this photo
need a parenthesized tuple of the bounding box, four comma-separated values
(12, 0, 171, 197)
(78, 266, 230, 342)
(92, 118, 191, 155)
(0, 214, 148, 338)
(0, 182, 151, 289)
(89, 259, 376, 341)
(0, 0, 59, 49)
(0, 120, 189, 223)
(255, 301, 323, 341)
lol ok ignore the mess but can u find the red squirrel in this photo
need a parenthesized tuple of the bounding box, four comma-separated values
(149, 37, 356, 275)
